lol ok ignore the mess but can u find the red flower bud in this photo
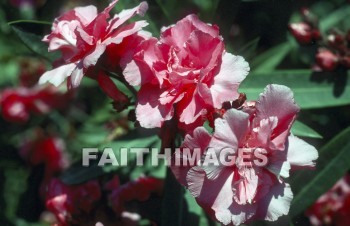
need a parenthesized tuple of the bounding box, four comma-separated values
(289, 23, 313, 45)
(97, 72, 130, 112)
(316, 49, 339, 71)
(327, 33, 347, 53)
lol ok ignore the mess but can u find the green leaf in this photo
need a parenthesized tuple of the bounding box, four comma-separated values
(240, 70, 350, 109)
(250, 42, 292, 72)
(14, 219, 49, 226)
(319, 5, 350, 32)
(289, 126, 350, 218)
(237, 37, 260, 60)
(291, 121, 323, 139)
(2, 164, 29, 221)
(9, 21, 60, 62)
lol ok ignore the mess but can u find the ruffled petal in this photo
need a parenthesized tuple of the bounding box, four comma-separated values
(171, 127, 211, 186)
(108, 1, 148, 32)
(255, 84, 300, 150)
(287, 135, 318, 169)
(210, 53, 250, 108)
(255, 182, 293, 221)
(39, 63, 76, 87)
(135, 85, 173, 128)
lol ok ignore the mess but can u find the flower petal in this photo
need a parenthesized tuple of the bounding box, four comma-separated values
(39, 63, 76, 87)
(135, 85, 173, 128)
(256, 181, 293, 221)
(108, 1, 148, 32)
(210, 53, 250, 108)
(287, 135, 318, 169)
(83, 44, 106, 68)
(255, 84, 300, 150)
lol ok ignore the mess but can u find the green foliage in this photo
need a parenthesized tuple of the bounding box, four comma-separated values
(240, 70, 350, 109)
(250, 42, 292, 73)
(291, 121, 323, 139)
(290, 126, 350, 218)
(9, 21, 60, 62)
(1, 161, 29, 223)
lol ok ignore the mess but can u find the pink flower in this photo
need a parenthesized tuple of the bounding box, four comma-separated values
(39, 0, 149, 88)
(124, 14, 249, 130)
(171, 84, 318, 225)
(306, 175, 350, 226)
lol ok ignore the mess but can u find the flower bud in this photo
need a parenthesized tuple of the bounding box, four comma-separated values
(316, 49, 339, 71)
(289, 23, 313, 45)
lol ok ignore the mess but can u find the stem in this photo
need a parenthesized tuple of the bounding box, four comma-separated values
(161, 168, 184, 226)
(104, 70, 138, 97)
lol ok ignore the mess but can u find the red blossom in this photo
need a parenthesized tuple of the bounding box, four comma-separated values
(45, 178, 101, 226)
(306, 175, 350, 226)
(0, 86, 70, 123)
(108, 176, 163, 214)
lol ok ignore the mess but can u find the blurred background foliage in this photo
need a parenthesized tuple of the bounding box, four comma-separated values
(1, 0, 350, 225)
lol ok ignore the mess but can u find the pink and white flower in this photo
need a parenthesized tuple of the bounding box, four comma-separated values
(39, 0, 149, 88)
(124, 14, 249, 130)
(171, 84, 318, 225)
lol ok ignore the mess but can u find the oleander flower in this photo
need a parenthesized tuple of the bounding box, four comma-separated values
(39, 0, 149, 88)
(171, 84, 318, 225)
(124, 14, 249, 130)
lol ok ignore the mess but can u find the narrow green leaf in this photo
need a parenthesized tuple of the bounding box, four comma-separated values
(237, 37, 260, 60)
(10, 23, 59, 62)
(291, 121, 323, 139)
(240, 70, 350, 109)
(289, 126, 350, 218)
(250, 42, 292, 72)
(8, 20, 52, 26)
(319, 5, 350, 32)
(3, 165, 29, 221)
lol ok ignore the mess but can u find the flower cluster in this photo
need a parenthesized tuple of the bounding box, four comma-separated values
(289, 8, 350, 71)
(45, 176, 163, 226)
(35, 1, 319, 225)
(306, 175, 350, 226)
(45, 178, 102, 226)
